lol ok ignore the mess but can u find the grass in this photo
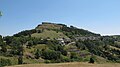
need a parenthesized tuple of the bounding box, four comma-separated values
(0, 55, 41, 65)
(31, 30, 68, 39)
(24, 44, 48, 54)
(6, 62, 120, 67)
(93, 55, 108, 63)
(64, 44, 77, 50)
(33, 44, 48, 49)
(22, 58, 36, 64)
(0, 56, 18, 65)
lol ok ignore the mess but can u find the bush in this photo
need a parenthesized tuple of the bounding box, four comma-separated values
(0, 58, 12, 67)
(42, 50, 61, 60)
(61, 50, 67, 56)
(35, 49, 41, 59)
(89, 57, 95, 63)
(51, 59, 61, 63)
(70, 52, 78, 59)
(44, 60, 51, 63)
(61, 56, 71, 62)
(18, 56, 23, 64)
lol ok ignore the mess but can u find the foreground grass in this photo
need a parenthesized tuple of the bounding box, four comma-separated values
(6, 62, 120, 67)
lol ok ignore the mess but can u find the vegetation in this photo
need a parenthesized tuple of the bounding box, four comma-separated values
(89, 57, 95, 63)
(0, 58, 12, 67)
(31, 30, 68, 39)
(0, 23, 120, 66)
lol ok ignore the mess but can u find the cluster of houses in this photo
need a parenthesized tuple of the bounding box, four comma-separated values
(56, 38, 71, 46)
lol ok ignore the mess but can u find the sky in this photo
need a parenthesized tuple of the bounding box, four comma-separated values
(0, 0, 120, 36)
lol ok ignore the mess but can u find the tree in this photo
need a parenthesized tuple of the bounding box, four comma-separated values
(1, 42, 7, 53)
(0, 58, 12, 67)
(27, 40, 33, 48)
(89, 57, 95, 63)
(18, 56, 23, 64)
(57, 45, 67, 56)
(3, 36, 13, 45)
(76, 41, 86, 50)
(13, 29, 36, 37)
(0, 35, 3, 46)
(70, 52, 78, 59)
(0, 35, 7, 53)
(42, 50, 61, 60)
(35, 49, 41, 59)
(10, 38, 22, 55)
(61, 50, 67, 56)
(10, 37, 25, 64)
(37, 30, 41, 33)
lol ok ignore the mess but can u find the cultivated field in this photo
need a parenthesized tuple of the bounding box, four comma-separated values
(6, 62, 120, 67)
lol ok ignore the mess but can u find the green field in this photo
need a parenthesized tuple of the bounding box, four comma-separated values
(31, 30, 68, 39)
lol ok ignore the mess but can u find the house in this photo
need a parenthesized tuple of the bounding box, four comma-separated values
(63, 38, 71, 44)
(56, 38, 65, 46)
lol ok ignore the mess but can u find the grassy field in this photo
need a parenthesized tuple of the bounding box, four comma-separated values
(6, 62, 120, 67)
(31, 30, 68, 39)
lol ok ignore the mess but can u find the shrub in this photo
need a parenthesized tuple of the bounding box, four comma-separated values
(61, 56, 71, 62)
(0, 58, 12, 67)
(89, 57, 95, 63)
(42, 50, 61, 60)
(35, 49, 41, 59)
(70, 52, 78, 59)
(44, 60, 51, 63)
(18, 56, 23, 64)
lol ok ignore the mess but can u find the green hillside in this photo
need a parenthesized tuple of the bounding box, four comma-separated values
(13, 22, 100, 38)
(0, 22, 120, 67)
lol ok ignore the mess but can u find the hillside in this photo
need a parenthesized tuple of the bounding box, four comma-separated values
(0, 22, 120, 67)
(13, 22, 100, 39)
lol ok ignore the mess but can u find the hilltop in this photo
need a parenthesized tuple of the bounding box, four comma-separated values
(14, 22, 100, 39)
(0, 22, 120, 67)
